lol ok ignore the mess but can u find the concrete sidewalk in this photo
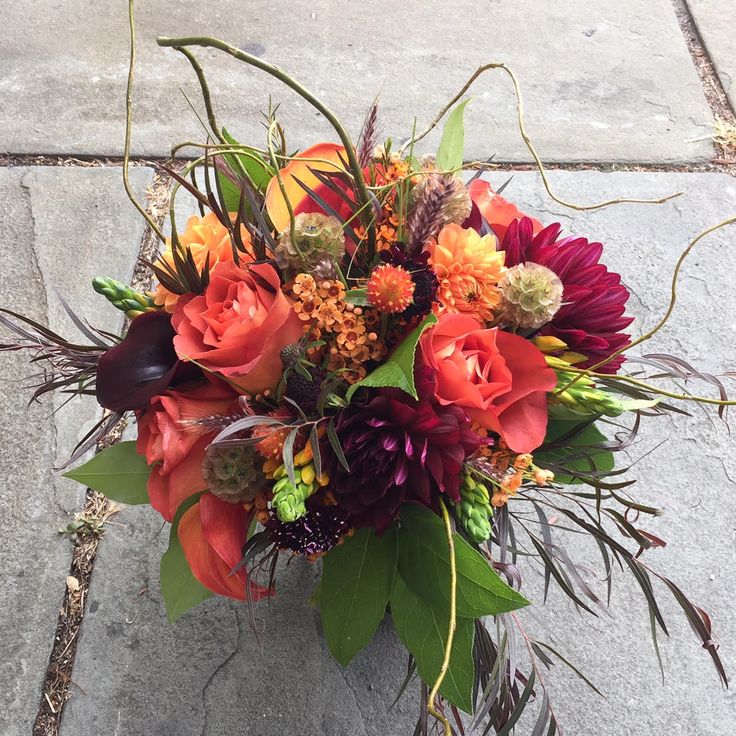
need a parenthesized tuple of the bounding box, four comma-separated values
(0, 1, 735, 735)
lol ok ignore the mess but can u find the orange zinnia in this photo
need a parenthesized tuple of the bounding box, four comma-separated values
(154, 212, 252, 312)
(429, 223, 505, 323)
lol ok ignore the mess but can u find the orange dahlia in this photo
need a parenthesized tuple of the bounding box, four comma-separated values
(154, 212, 252, 312)
(428, 223, 505, 323)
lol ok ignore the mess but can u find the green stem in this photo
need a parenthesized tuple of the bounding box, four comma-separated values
(427, 498, 457, 736)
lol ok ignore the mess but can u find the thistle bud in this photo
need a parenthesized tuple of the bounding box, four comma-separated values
(201, 445, 265, 504)
(275, 213, 345, 272)
(498, 262, 563, 329)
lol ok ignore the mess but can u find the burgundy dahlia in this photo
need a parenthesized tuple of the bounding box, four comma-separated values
(502, 217, 633, 373)
(325, 391, 480, 531)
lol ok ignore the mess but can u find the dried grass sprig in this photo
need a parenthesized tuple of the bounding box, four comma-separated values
(406, 174, 455, 256)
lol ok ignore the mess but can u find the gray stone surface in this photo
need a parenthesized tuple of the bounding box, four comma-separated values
(0, 166, 153, 736)
(687, 0, 736, 108)
(60, 170, 736, 735)
(0, 0, 715, 162)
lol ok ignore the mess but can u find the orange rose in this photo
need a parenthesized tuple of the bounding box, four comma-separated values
(136, 379, 238, 521)
(172, 261, 303, 393)
(419, 313, 556, 453)
(154, 212, 252, 312)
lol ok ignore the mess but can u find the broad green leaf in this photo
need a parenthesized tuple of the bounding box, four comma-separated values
(435, 99, 471, 172)
(536, 420, 614, 484)
(320, 525, 398, 665)
(345, 313, 437, 402)
(391, 574, 475, 712)
(398, 504, 529, 617)
(221, 127, 273, 192)
(160, 495, 212, 622)
(63, 441, 149, 505)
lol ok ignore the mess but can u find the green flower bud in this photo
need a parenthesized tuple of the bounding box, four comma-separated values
(453, 473, 494, 544)
(92, 276, 156, 318)
(275, 213, 344, 273)
(499, 263, 563, 329)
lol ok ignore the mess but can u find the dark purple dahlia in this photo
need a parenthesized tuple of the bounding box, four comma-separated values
(502, 217, 633, 373)
(325, 391, 480, 532)
(266, 505, 350, 556)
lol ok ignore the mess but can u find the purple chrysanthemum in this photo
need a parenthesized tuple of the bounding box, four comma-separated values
(502, 217, 633, 373)
(325, 391, 480, 532)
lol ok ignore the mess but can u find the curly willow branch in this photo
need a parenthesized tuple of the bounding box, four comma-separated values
(556, 214, 736, 395)
(427, 499, 457, 736)
(124, 0, 165, 242)
(156, 35, 374, 234)
(400, 62, 682, 211)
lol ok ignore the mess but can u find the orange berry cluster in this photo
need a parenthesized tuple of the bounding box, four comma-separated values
(291, 273, 385, 383)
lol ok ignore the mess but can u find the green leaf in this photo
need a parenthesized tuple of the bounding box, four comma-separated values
(435, 99, 471, 172)
(537, 420, 614, 484)
(63, 441, 149, 505)
(221, 127, 273, 192)
(398, 504, 529, 617)
(345, 313, 437, 402)
(160, 495, 212, 622)
(320, 525, 398, 665)
(390, 574, 475, 713)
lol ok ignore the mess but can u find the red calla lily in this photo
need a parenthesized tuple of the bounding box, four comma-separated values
(179, 493, 273, 601)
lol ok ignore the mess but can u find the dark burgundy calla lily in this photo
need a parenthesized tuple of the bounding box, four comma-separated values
(96, 310, 200, 412)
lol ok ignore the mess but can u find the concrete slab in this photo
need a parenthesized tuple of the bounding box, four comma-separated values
(686, 0, 736, 109)
(0, 166, 153, 736)
(61, 170, 736, 735)
(0, 0, 715, 163)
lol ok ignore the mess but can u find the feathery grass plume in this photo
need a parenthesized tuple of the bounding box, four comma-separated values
(357, 98, 380, 169)
(406, 173, 456, 256)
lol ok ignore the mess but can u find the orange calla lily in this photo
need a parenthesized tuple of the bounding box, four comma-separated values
(179, 493, 273, 601)
(467, 178, 543, 244)
(265, 142, 347, 233)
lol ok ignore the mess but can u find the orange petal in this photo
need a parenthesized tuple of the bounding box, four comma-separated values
(179, 494, 273, 601)
(467, 179, 543, 243)
(265, 143, 346, 233)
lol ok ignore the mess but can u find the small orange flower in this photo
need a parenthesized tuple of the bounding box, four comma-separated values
(367, 264, 415, 313)
(429, 223, 505, 323)
(154, 212, 252, 311)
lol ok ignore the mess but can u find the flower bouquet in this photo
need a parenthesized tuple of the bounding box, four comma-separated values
(3, 17, 734, 735)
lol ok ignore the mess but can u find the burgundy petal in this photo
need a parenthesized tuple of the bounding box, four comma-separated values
(96, 311, 200, 412)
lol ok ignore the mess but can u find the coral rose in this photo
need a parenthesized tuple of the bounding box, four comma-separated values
(466, 179, 542, 243)
(136, 378, 238, 521)
(419, 313, 557, 453)
(154, 212, 252, 312)
(172, 261, 303, 394)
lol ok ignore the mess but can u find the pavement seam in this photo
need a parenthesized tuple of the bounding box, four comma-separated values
(31, 166, 174, 736)
(671, 0, 736, 162)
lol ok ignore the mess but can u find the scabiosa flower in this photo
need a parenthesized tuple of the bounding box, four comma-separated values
(266, 505, 350, 557)
(381, 246, 439, 319)
(367, 264, 416, 313)
(324, 391, 480, 532)
(502, 217, 633, 373)
(499, 262, 564, 329)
